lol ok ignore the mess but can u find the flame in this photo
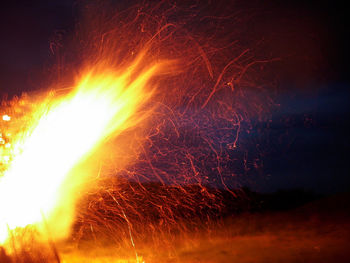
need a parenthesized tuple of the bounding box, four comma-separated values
(0, 54, 161, 243)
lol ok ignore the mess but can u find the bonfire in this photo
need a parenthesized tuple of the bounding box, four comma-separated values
(0, 1, 275, 262)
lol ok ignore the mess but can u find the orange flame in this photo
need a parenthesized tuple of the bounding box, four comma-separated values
(0, 53, 161, 243)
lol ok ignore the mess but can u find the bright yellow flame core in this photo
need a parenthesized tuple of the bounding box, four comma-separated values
(0, 59, 159, 243)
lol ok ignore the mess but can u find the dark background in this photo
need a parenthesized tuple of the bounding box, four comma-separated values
(0, 0, 348, 194)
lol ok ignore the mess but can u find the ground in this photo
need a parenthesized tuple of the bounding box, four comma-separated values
(1, 193, 349, 262)
(61, 194, 350, 263)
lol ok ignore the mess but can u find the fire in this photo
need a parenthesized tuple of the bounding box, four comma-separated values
(0, 1, 278, 261)
(0, 54, 161, 244)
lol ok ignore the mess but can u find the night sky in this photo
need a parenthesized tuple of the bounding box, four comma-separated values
(0, 0, 349, 194)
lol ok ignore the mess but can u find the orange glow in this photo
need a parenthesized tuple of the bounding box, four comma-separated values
(0, 54, 161, 244)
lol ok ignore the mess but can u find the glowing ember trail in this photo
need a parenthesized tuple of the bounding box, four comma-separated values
(0, 54, 160, 244)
